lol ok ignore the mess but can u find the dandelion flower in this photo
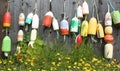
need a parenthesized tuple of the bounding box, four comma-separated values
(51, 62, 56, 66)
(7, 68, 11, 71)
(56, 53, 60, 56)
(74, 62, 77, 65)
(41, 69, 46, 71)
(68, 66, 72, 69)
(92, 58, 98, 62)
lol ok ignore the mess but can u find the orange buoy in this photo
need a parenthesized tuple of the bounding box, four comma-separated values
(104, 34, 114, 43)
(19, 13, 25, 26)
(42, 11, 53, 27)
(3, 12, 11, 28)
(17, 30, 24, 42)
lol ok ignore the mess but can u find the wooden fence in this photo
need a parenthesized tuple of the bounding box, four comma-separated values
(0, 0, 120, 60)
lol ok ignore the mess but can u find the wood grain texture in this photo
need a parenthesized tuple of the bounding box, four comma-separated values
(0, 0, 120, 60)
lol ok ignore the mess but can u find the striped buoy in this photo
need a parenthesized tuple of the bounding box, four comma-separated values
(3, 12, 11, 28)
(19, 13, 25, 26)
(60, 19, 69, 35)
(17, 30, 24, 42)
(42, 11, 53, 27)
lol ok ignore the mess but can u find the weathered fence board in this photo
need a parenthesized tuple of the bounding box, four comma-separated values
(0, 0, 120, 60)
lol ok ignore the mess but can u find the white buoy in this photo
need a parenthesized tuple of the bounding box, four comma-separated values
(82, 0, 89, 15)
(30, 29, 37, 41)
(77, 5, 83, 18)
(104, 43, 113, 59)
(105, 12, 112, 26)
(32, 14, 39, 29)
(19, 13, 25, 26)
(17, 30, 24, 42)
(52, 17, 59, 31)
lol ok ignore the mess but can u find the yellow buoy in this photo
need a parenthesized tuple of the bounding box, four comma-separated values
(88, 17, 97, 35)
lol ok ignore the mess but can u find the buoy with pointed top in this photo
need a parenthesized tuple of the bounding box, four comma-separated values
(80, 20, 88, 37)
(32, 14, 39, 29)
(82, 0, 89, 15)
(2, 36, 11, 53)
(104, 43, 113, 59)
(3, 12, 11, 28)
(52, 17, 59, 31)
(25, 12, 34, 25)
(19, 13, 25, 26)
(17, 30, 24, 42)
(97, 23, 104, 38)
(70, 16, 80, 33)
(42, 11, 53, 27)
(60, 19, 69, 35)
(105, 12, 112, 26)
(77, 5, 83, 18)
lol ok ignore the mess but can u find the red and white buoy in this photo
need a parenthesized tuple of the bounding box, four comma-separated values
(42, 11, 53, 27)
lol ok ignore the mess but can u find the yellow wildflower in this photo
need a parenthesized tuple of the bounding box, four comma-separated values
(58, 58, 61, 61)
(56, 53, 60, 56)
(74, 62, 77, 65)
(80, 59, 83, 62)
(7, 68, 11, 71)
(82, 61, 85, 64)
(3, 60, 6, 64)
(78, 63, 82, 67)
(85, 63, 90, 67)
(73, 66, 76, 68)
(68, 66, 72, 69)
(85, 69, 90, 71)
(92, 57, 98, 62)
(41, 69, 46, 71)
(29, 70, 32, 71)
(50, 67, 56, 71)
(117, 65, 120, 68)
(13, 67, 16, 70)
(66, 57, 71, 60)
(77, 67, 80, 69)
(25, 62, 28, 65)
(0, 60, 2, 64)
(57, 62, 61, 67)
(51, 62, 56, 65)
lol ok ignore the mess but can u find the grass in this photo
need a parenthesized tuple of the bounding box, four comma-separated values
(0, 36, 119, 71)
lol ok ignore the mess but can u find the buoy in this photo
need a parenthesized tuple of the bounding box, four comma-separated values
(80, 20, 88, 37)
(32, 14, 39, 29)
(19, 13, 25, 26)
(52, 17, 59, 30)
(104, 34, 114, 43)
(88, 17, 97, 35)
(82, 0, 89, 15)
(75, 35, 82, 45)
(3, 12, 11, 28)
(25, 12, 34, 25)
(70, 16, 80, 33)
(97, 23, 104, 38)
(17, 30, 24, 42)
(104, 43, 113, 59)
(42, 11, 53, 27)
(77, 5, 83, 18)
(105, 12, 112, 26)
(60, 19, 69, 35)
(111, 11, 120, 28)
(30, 29, 37, 41)
(105, 26, 113, 34)
(2, 36, 11, 52)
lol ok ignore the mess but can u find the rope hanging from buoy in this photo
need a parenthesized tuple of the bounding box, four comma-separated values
(2, 0, 11, 57)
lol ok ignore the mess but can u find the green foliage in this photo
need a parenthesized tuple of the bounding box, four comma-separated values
(0, 35, 119, 71)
